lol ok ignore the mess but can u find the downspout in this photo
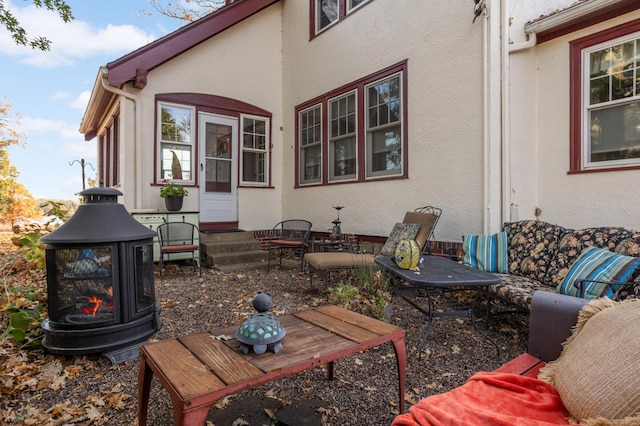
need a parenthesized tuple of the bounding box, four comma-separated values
(100, 67, 143, 209)
(482, 3, 490, 233)
(502, 7, 537, 225)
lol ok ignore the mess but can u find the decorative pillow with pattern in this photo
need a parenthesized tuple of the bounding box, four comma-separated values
(556, 246, 640, 299)
(462, 231, 509, 273)
(380, 223, 421, 256)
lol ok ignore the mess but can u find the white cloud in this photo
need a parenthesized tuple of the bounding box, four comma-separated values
(18, 116, 94, 157)
(52, 91, 91, 111)
(0, 1, 157, 68)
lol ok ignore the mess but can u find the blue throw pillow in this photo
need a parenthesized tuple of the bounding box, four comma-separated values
(462, 231, 509, 273)
(556, 246, 640, 299)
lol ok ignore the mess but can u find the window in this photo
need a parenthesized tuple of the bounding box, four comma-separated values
(312, 0, 372, 37)
(570, 20, 640, 172)
(157, 103, 194, 183)
(98, 111, 119, 188)
(329, 92, 357, 181)
(296, 61, 407, 186)
(241, 115, 270, 186)
(366, 75, 402, 177)
(299, 105, 323, 184)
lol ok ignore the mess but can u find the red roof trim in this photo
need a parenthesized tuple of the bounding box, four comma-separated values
(107, 0, 280, 87)
(536, 0, 640, 44)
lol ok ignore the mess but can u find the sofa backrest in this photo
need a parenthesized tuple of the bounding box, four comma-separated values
(502, 220, 568, 285)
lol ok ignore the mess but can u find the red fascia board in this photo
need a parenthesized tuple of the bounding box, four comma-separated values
(536, 0, 640, 44)
(107, 0, 280, 87)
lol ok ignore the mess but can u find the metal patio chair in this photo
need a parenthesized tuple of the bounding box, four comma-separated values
(267, 219, 312, 272)
(157, 222, 201, 279)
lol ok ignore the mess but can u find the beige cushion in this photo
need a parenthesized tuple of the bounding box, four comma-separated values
(305, 252, 375, 270)
(403, 211, 437, 250)
(538, 298, 640, 425)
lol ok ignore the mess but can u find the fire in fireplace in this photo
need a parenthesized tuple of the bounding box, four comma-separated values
(40, 187, 161, 363)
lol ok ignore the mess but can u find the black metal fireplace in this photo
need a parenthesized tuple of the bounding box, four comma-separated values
(40, 187, 161, 363)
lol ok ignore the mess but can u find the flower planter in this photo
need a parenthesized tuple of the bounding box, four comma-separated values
(164, 196, 183, 212)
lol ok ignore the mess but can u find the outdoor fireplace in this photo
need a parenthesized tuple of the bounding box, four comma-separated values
(40, 187, 161, 363)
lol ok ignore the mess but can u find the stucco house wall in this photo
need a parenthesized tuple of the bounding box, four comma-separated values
(81, 0, 640, 244)
(510, 7, 640, 230)
(524, 12, 640, 229)
(114, 5, 284, 230)
(280, 0, 488, 241)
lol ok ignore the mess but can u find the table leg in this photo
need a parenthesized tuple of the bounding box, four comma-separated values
(137, 353, 153, 426)
(391, 336, 407, 414)
(175, 405, 212, 426)
(326, 361, 334, 380)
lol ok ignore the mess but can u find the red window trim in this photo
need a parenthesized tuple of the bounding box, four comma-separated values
(153, 93, 273, 188)
(294, 60, 408, 188)
(309, 0, 374, 40)
(569, 17, 640, 174)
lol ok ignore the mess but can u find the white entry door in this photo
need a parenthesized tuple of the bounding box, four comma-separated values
(198, 113, 238, 223)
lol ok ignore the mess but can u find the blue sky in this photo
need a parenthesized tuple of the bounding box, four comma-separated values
(1, 0, 187, 200)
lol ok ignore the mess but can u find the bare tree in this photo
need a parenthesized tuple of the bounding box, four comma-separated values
(142, 0, 229, 22)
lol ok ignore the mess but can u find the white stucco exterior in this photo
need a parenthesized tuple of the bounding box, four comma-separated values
(81, 0, 640, 243)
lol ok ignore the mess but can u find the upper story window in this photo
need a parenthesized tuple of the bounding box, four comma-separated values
(570, 21, 640, 172)
(241, 115, 270, 186)
(296, 61, 407, 187)
(312, 0, 372, 37)
(157, 102, 195, 183)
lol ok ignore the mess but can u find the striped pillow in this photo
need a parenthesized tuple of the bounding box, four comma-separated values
(556, 246, 640, 299)
(462, 231, 509, 273)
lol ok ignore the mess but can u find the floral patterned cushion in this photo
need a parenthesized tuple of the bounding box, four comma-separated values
(486, 274, 553, 311)
(502, 220, 568, 286)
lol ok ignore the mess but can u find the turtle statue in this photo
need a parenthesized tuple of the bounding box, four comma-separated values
(236, 291, 286, 355)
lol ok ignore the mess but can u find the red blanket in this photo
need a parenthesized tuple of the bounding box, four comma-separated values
(392, 372, 578, 426)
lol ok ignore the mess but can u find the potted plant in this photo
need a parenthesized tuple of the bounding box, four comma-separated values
(160, 179, 188, 211)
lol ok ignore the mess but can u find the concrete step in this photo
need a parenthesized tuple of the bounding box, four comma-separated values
(201, 239, 263, 254)
(200, 230, 257, 244)
(204, 249, 269, 267)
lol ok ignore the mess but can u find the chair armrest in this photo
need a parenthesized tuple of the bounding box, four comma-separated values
(574, 278, 631, 298)
(528, 291, 588, 362)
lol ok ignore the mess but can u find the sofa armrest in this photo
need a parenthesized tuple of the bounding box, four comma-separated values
(574, 278, 631, 298)
(528, 291, 588, 362)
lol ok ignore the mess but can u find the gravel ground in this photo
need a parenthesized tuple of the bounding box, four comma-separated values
(13, 259, 529, 425)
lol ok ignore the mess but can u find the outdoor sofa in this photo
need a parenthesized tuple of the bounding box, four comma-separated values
(462, 220, 640, 322)
(392, 291, 640, 425)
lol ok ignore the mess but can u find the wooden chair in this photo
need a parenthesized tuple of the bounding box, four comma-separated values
(267, 219, 312, 272)
(157, 222, 201, 279)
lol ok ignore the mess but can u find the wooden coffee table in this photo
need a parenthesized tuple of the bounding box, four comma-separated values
(138, 305, 406, 425)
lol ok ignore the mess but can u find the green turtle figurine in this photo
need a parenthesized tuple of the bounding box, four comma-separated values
(236, 291, 286, 355)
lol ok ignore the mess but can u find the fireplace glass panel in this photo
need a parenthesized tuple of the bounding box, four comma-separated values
(48, 246, 116, 326)
(133, 244, 155, 316)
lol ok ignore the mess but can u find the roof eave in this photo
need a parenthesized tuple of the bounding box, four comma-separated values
(106, 0, 280, 87)
(525, 0, 640, 43)
(79, 67, 117, 141)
